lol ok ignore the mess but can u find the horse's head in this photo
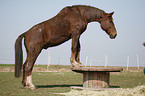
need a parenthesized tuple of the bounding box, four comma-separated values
(100, 12, 117, 39)
(142, 41, 145, 47)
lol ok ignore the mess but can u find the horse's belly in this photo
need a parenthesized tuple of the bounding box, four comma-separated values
(43, 36, 71, 49)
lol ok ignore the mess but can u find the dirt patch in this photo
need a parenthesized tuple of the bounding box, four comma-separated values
(0, 66, 14, 72)
(64, 85, 145, 96)
(0, 65, 72, 72)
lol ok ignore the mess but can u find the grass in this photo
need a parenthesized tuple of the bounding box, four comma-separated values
(0, 64, 144, 96)
(0, 72, 82, 96)
(110, 71, 145, 88)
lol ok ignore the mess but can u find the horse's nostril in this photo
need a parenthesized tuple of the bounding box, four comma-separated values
(110, 34, 117, 39)
(110, 34, 113, 39)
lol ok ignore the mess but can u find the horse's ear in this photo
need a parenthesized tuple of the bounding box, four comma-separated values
(107, 12, 114, 17)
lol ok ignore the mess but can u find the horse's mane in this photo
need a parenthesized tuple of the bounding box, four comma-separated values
(70, 5, 105, 21)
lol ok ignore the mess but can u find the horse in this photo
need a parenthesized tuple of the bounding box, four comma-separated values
(142, 42, 145, 74)
(15, 5, 117, 89)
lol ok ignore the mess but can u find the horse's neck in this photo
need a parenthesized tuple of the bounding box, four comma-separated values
(76, 6, 104, 23)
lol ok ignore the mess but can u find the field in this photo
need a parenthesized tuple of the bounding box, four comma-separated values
(0, 64, 145, 96)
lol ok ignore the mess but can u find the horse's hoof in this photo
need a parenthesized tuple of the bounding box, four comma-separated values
(72, 64, 78, 67)
(71, 61, 82, 68)
(72, 64, 80, 68)
(78, 63, 82, 67)
(22, 84, 36, 90)
(73, 66, 80, 68)
(24, 86, 36, 90)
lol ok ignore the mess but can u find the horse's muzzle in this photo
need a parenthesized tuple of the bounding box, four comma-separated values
(110, 34, 117, 39)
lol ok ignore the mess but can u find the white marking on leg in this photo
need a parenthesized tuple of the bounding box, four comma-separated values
(26, 75, 35, 88)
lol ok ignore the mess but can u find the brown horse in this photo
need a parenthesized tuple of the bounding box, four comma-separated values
(15, 5, 117, 89)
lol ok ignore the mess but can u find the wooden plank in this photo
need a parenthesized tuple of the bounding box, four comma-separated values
(72, 67, 123, 72)
(102, 72, 109, 88)
(97, 72, 102, 88)
(83, 72, 89, 88)
(102, 72, 105, 88)
(105, 72, 109, 87)
(88, 72, 93, 88)
(83, 72, 86, 87)
(107, 72, 110, 87)
(92, 72, 97, 88)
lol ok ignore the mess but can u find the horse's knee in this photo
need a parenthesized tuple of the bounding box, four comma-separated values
(71, 47, 77, 54)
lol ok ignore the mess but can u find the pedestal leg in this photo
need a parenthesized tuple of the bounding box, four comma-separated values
(83, 72, 110, 88)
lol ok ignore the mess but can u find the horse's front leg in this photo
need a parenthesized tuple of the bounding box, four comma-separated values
(70, 36, 82, 67)
(76, 40, 82, 66)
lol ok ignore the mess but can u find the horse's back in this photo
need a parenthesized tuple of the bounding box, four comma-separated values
(24, 6, 86, 49)
(41, 7, 83, 48)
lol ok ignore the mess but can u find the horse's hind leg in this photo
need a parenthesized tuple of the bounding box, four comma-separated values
(22, 45, 42, 89)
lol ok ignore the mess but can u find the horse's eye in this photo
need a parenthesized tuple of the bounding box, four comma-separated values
(109, 21, 112, 23)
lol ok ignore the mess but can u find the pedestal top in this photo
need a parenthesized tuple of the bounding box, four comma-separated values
(72, 67, 123, 73)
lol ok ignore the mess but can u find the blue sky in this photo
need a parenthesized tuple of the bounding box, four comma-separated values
(0, 0, 145, 67)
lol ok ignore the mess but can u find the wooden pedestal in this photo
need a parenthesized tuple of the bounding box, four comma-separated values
(72, 67, 123, 89)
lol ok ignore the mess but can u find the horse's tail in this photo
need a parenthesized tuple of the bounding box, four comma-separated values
(15, 33, 25, 78)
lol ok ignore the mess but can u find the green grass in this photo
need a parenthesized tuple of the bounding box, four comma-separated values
(0, 72, 83, 96)
(0, 64, 14, 66)
(0, 65, 144, 96)
(110, 71, 145, 88)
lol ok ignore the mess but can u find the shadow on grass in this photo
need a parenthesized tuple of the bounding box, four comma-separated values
(36, 84, 120, 89)
(109, 85, 120, 88)
(36, 84, 83, 89)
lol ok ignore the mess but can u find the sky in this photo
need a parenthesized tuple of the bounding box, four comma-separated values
(0, 0, 145, 67)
